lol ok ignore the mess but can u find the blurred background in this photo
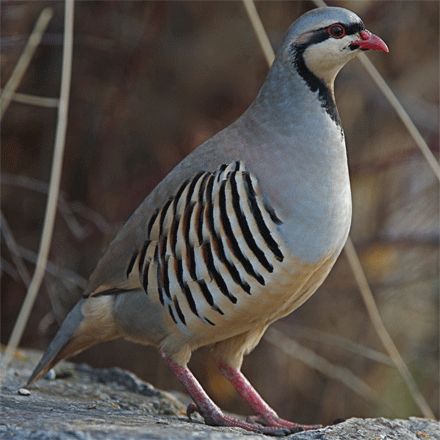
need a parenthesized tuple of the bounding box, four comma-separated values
(1, 0, 438, 424)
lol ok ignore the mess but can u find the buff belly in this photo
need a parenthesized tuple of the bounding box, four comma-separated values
(159, 249, 339, 353)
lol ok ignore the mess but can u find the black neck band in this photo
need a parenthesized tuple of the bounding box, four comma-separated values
(291, 32, 341, 126)
(290, 22, 364, 127)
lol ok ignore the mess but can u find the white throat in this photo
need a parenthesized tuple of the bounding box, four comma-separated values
(302, 39, 354, 86)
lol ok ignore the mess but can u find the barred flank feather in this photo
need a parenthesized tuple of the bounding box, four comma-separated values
(127, 162, 284, 328)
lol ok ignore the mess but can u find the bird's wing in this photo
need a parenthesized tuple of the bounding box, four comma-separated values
(85, 160, 285, 329)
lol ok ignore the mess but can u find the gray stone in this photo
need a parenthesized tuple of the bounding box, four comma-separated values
(17, 387, 31, 396)
(1, 349, 438, 439)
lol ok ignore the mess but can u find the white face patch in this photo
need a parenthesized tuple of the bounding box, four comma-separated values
(302, 35, 359, 84)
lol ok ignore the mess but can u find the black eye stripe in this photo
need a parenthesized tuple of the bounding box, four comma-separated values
(344, 22, 365, 35)
(295, 21, 365, 51)
(313, 21, 365, 39)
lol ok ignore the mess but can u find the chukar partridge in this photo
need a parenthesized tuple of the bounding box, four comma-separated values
(27, 6, 388, 435)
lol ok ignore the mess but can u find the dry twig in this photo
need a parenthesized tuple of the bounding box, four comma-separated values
(264, 328, 381, 406)
(14, 244, 87, 290)
(0, 8, 53, 120)
(0, 90, 59, 108)
(282, 324, 393, 366)
(1, 173, 114, 236)
(1, 1, 75, 382)
(343, 239, 435, 418)
(0, 212, 31, 287)
(1, 258, 20, 281)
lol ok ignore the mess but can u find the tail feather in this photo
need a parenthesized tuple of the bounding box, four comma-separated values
(27, 296, 119, 386)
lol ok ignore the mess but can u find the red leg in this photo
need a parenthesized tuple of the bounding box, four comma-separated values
(218, 362, 321, 431)
(160, 351, 292, 436)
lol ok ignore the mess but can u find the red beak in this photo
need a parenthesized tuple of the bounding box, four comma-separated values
(352, 30, 389, 53)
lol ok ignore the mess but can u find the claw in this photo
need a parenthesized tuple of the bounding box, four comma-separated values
(186, 403, 199, 421)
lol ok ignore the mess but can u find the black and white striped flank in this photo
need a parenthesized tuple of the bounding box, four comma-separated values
(127, 161, 284, 329)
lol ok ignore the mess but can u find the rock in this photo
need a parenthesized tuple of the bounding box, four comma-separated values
(17, 388, 31, 396)
(291, 418, 439, 439)
(1, 349, 438, 439)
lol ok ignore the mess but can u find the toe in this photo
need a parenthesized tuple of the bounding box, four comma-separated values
(186, 403, 199, 421)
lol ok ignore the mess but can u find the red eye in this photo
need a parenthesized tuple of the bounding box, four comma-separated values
(328, 24, 346, 39)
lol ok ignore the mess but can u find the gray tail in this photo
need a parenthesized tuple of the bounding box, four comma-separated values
(27, 297, 118, 386)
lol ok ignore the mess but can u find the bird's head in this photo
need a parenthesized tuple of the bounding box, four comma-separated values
(280, 7, 389, 86)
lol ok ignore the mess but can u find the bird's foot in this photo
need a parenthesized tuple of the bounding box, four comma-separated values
(246, 414, 322, 431)
(186, 403, 293, 436)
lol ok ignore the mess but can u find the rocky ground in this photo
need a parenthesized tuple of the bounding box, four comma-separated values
(1, 349, 438, 439)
